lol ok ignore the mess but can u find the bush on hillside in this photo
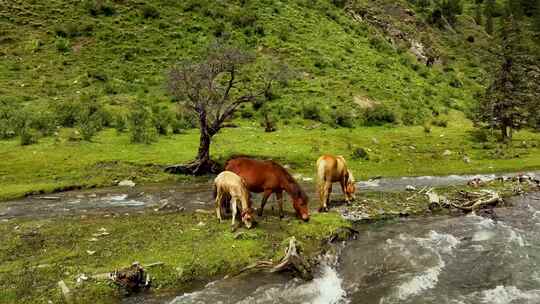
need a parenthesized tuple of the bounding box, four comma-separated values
(152, 105, 174, 135)
(128, 100, 157, 144)
(19, 127, 39, 146)
(76, 94, 107, 141)
(55, 37, 70, 52)
(302, 103, 323, 121)
(141, 5, 160, 19)
(114, 113, 128, 133)
(84, 0, 115, 16)
(330, 108, 355, 128)
(363, 104, 397, 126)
(54, 21, 93, 38)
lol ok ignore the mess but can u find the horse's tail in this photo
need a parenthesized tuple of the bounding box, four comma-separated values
(212, 183, 218, 200)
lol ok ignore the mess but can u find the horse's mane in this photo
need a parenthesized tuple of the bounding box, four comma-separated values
(267, 161, 308, 202)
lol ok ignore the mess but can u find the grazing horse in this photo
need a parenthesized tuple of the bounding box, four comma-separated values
(225, 157, 310, 221)
(316, 155, 356, 212)
(213, 171, 255, 229)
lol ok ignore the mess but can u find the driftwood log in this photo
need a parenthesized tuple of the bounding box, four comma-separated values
(425, 188, 503, 212)
(232, 237, 313, 280)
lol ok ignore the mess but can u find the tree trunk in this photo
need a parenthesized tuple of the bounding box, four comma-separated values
(196, 127, 211, 164)
(501, 125, 509, 142)
(164, 111, 221, 175)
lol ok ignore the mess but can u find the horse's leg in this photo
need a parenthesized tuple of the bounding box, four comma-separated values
(340, 179, 351, 205)
(215, 191, 223, 222)
(319, 180, 331, 212)
(317, 179, 326, 212)
(276, 191, 284, 219)
(231, 197, 238, 227)
(258, 189, 273, 217)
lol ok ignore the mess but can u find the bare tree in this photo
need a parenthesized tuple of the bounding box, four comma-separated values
(165, 43, 277, 175)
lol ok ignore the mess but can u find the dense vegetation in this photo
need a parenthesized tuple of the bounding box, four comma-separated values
(1, 0, 527, 140)
(0, 0, 539, 182)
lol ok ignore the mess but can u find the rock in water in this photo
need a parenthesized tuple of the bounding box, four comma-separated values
(405, 185, 417, 191)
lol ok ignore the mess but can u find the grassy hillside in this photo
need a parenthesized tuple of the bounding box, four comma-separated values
(1, 0, 495, 126)
(1, 0, 539, 199)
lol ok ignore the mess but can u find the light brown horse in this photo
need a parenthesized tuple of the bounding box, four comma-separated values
(316, 155, 356, 212)
(225, 157, 310, 221)
(213, 171, 255, 228)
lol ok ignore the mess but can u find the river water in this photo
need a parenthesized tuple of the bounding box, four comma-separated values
(161, 192, 540, 304)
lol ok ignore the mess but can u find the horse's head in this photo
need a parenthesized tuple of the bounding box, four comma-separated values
(292, 189, 310, 222)
(241, 208, 255, 229)
(345, 169, 356, 201)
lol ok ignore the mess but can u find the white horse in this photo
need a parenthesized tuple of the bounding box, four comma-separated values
(213, 171, 254, 228)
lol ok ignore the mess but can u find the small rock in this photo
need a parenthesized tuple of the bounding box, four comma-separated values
(88, 193, 97, 198)
(442, 150, 452, 156)
(463, 156, 471, 163)
(86, 250, 96, 255)
(197, 221, 206, 227)
(118, 180, 136, 187)
(406, 185, 417, 191)
(76, 274, 88, 285)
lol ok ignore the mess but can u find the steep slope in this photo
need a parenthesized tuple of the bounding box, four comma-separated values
(0, 0, 495, 126)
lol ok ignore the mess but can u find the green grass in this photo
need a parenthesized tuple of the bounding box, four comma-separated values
(1, 111, 540, 201)
(0, 0, 497, 126)
(0, 176, 529, 304)
(0, 210, 350, 304)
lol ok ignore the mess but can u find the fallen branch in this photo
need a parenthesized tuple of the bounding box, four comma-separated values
(231, 237, 313, 280)
(450, 190, 502, 211)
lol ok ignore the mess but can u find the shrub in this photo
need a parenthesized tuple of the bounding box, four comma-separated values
(85, 0, 115, 16)
(141, 5, 160, 19)
(240, 106, 254, 119)
(152, 105, 174, 135)
(114, 113, 128, 133)
(19, 127, 39, 146)
(29, 109, 57, 136)
(0, 102, 18, 139)
(423, 122, 432, 133)
(54, 100, 82, 127)
(55, 37, 70, 52)
(363, 104, 396, 126)
(76, 95, 107, 141)
(128, 100, 157, 144)
(431, 117, 448, 127)
(54, 21, 93, 38)
(330, 108, 355, 128)
(351, 147, 369, 160)
(302, 103, 323, 121)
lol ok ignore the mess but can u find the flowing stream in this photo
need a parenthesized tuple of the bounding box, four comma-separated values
(131, 192, 540, 304)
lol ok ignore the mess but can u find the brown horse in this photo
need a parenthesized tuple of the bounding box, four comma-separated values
(316, 154, 356, 212)
(225, 157, 310, 221)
